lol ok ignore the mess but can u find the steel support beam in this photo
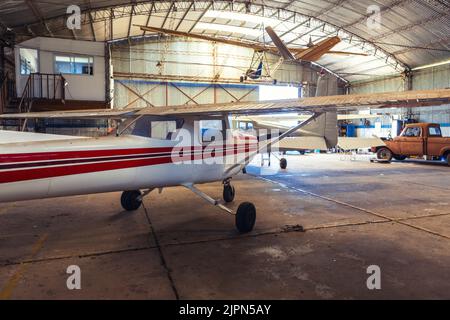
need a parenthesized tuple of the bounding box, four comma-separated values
(169, 82, 199, 105)
(286, 23, 325, 45)
(25, 0, 54, 37)
(161, 2, 175, 29)
(188, 1, 213, 33)
(117, 81, 155, 107)
(175, 1, 194, 30)
(142, 2, 155, 36)
(127, 2, 136, 39)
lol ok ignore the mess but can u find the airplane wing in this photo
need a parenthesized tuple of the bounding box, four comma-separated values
(1, 88, 450, 119)
(136, 88, 450, 115)
(337, 137, 386, 150)
(264, 26, 295, 60)
(0, 109, 137, 119)
(139, 25, 274, 53)
(0, 130, 88, 144)
(139, 26, 367, 62)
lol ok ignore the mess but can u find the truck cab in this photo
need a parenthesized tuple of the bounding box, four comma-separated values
(374, 123, 450, 165)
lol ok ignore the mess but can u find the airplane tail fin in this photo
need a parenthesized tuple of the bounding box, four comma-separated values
(255, 61, 263, 77)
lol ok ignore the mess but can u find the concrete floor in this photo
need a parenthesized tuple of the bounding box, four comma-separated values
(0, 153, 449, 299)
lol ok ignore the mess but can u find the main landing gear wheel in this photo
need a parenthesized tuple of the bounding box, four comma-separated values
(280, 158, 287, 169)
(121, 190, 142, 211)
(223, 184, 235, 203)
(235, 202, 256, 233)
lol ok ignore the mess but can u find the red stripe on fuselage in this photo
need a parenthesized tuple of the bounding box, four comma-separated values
(0, 147, 174, 164)
(0, 145, 257, 184)
(0, 144, 256, 164)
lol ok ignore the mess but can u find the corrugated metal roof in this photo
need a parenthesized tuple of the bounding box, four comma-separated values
(1, 0, 449, 82)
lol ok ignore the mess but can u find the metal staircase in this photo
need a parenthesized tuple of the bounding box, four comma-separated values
(0, 72, 65, 131)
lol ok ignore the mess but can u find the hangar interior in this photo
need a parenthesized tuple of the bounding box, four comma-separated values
(0, 0, 449, 300)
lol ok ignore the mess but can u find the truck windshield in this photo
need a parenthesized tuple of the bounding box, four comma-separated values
(402, 127, 421, 137)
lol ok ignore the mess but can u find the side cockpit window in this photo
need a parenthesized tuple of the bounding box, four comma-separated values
(128, 116, 184, 139)
(199, 119, 224, 143)
(150, 121, 177, 140)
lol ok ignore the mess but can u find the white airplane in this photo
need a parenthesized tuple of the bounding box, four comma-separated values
(1, 88, 450, 233)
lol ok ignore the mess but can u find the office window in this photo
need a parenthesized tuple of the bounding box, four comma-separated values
(55, 55, 94, 75)
(20, 48, 39, 75)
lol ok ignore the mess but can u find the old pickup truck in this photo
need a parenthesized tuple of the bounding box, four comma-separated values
(373, 123, 450, 165)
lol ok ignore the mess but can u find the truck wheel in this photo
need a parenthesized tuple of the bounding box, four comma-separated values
(446, 153, 450, 166)
(393, 155, 407, 161)
(376, 147, 392, 162)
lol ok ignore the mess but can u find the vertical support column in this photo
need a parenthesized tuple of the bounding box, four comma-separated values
(403, 69, 413, 120)
(105, 42, 112, 108)
(0, 46, 4, 80)
(165, 82, 168, 106)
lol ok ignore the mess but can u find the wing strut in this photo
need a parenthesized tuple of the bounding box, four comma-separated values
(223, 112, 322, 177)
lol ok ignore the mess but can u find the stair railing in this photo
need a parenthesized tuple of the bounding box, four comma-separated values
(0, 72, 9, 115)
(18, 73, 66, 131)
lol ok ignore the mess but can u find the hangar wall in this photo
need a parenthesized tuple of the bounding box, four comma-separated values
(349, 64, 450, 137)
(111, 38, 345, 109)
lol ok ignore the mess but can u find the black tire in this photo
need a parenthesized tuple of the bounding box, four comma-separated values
(393, 155, 407, 161)
(446, 153, 450, 166)
(120, 190, 142, 211)
(223, 184, 235, 203)
(280, 158, 287, 169)
(376, 147, 393, 162)
(235, 202, 256, 233)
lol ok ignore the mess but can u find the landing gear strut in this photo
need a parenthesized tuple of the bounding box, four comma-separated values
(184, 183, 256, 233)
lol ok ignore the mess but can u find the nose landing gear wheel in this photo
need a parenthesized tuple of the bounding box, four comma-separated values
(280, 158, 287, 169)
(223, 184, 235, 203)
(235, 202, 256, 233)
(121, 190, 142, 211)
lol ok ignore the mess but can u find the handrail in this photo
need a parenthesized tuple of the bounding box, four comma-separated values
(17, 73, 66, 131)
(17, 75, 31, 113)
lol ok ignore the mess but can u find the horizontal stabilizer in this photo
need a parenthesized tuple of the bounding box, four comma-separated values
(337, 137, 386, 150)
(279, 136, 328, 150)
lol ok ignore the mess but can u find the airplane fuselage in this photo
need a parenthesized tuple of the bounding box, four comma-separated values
(0, 116, 257, 203)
